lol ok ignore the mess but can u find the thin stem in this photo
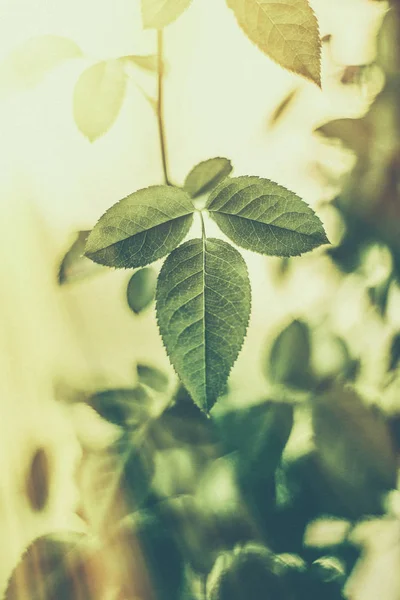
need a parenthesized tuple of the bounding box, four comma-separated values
(199, 210, 206, 240)
(157, 29, 170, 185)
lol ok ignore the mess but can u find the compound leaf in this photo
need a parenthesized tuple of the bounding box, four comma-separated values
(85, 186, 194, 269)
(184, 157, 233, 199)
(156, 238, 251, 413)
(207, 176, 328, 257)
(141, 0, 193, 29)
(226, 0, 321, 86)
(73, 59, 127, 141)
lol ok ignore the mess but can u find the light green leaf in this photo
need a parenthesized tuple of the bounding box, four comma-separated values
(156, 238, 251, 413)
(73, 59, 127, 141)
(207, 176, 329, 257)
(136, 363, 169, 392)
(124, 54, 158, 72)
(58, 230, 105, 285)
(226, 0, 321, 86)
(141, 0, 193, 29)
(184, 157, 233, 199)
(85, 186, 195, 269)
(127, 267, 157, 314)
(0, 35, 82, 92)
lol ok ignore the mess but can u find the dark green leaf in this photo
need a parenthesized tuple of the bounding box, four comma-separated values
(226, 0, 322, 86)
(137, 363, 169, 392)
(206, 545, 293, 600)
(156, 238, 251, 413)
(215, 400, 293, 477)
(267, 319, 314, 389)
(127, 267, 157, 314)
(389, 332, 400, 371)
(207, 176, 329, 257)
(367, 274, 393, 318)
(85, 185, 194, 269)
(312, 386, 397, 517)
(184, 157, 233, 199)
(141, 0, 193, 28)
(113, 510, 185, 600)
(87, 386, 150, 427)
(58, 231, 104, 285)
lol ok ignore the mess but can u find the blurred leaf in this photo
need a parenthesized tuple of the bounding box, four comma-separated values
(137, 363, 169, 392)
(125, 54, 158, 72)
(4, 532, 96, 600)
(388, 332, 400, 371)
(87, 386, 150, 427)
(58, 230, 104, 285)
(156, 238, 251, 413)
(127, 267, 157, 314)
(184, 157, 233, 199)
(207, 176, 329, 257)
(141, 0, 193, 28)
(206, 544, 293, 600)
(112, 510, 184, 600)
(268, 87, 300, 128)
(73, 59, 127, 141)
(226, 0, 321, 86)
(214, 400, 294, 478)
(80, 432, 155, 531)
(85, 185, 194, 268)
(266, 319, 314, 389)
(26, 447, 50, 512)
(0, 35, 82, 91)
(367, 274, 393, 318)
(312, 386, 397, 517)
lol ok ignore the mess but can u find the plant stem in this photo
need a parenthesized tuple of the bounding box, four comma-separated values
(157, 29, 170, 185)
(199, 210, 206, 240)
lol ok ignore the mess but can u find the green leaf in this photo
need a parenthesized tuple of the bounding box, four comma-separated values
(125, 54, 158, 72)
(389, 332, 400, 372)
(127, 267, 157, 314)
(184, 158, 233, 199)
(87, 386, 151, 427)
(85, 186, 195, 269)
(73, 59, 127, 141)
(0, 35, 82, 92)
(226, 0, 321, 86)
(215, 400, 293, 478)
(156, 238, 251, 413)
(141, 0, 193, 28)
(58, 230, 105, 285)
(266, 319, 313, 389)
(137, 363, 169, 392)
(207, 177, 329, 257)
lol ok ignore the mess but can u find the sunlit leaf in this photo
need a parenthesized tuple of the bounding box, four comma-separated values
(207, 176, 329, 257)
(58, 230, 105, 285)
(141, 0, 193, 28)
(127, 267, 157, 314)
(0, 35, 82, 90)
(137, 363, 169, 392)
(184, 157, 233, 199)
(156, 238, 251, 413)
(125, 54, 158, 72)
(226, 0, 322, 86)
(73, 59, 127, 141)
(85, 185, 195, 269)
(266, 319, 314, 389)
